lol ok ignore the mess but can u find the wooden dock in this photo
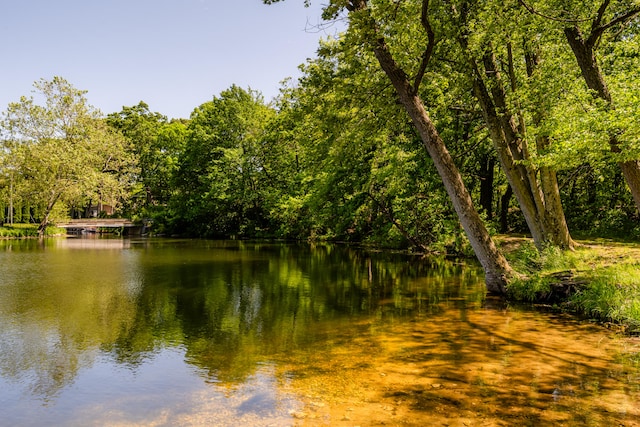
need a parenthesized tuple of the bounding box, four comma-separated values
(57, 219, 142, 235)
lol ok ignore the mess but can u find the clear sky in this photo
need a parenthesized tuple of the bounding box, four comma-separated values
(0, 0, 339, 119)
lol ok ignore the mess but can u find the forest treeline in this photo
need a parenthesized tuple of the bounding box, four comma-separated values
(1, 0, 639, 291)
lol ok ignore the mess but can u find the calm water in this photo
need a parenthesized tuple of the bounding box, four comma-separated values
(0, 238, 638, 426)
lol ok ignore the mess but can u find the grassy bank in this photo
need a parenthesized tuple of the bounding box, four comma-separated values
(502, 237, 640, 334)
(0, 223, 66, 238)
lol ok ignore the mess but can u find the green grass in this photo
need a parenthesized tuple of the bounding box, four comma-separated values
(0, 223, 66, 238)
(0, 224, 38, 237)
(571, 265, 640, 332)
(505, 242, 577, 301)
(502, 238, 640, 332)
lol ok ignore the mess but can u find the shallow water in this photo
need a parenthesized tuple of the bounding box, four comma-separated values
(0, 238, 638, 426)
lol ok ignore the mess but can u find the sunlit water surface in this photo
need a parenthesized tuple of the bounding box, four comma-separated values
(0, 238, 638, 426)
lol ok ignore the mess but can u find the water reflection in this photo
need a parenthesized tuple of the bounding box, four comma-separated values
(279, 306, 640, 426)
(0, 238, 638, 426)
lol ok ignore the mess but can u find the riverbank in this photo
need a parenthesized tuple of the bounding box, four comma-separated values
(0, 224, 65, 238)
(2, 226, 638, 333)
(499, 236, 640, 334)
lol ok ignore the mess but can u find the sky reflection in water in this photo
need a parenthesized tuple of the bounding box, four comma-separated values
(0, 238, 638, 426)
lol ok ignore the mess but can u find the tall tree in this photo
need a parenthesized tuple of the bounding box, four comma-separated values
(0, 77, 136, 234)
(172, 86, 275, 237)
(455, 0, 575, 249)
(265, 0, 514, 293)
(271, 38, 473, 250)
(107, 102, 186, 214)
(521, 0, 640, 212)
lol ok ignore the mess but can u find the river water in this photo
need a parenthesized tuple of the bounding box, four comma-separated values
(0, 238, 638, 426)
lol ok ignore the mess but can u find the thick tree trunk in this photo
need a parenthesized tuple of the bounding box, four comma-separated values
(564, 26, 640, 212)
(341, 0, 514, 293)
(469, 48, 574, 250)
(393, 87, 512, 292)
(472, 75, 544, 243)
(538, 168, 572, 246)
(364, 32, 511, 293)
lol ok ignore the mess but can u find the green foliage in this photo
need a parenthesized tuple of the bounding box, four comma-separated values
(507, 275, 552, 302)
(559, 163, 640, 238)
(504, 239, 640, 329)
(506, 242, 576, 274)
(106, 102, 186, 215)
(1, 0, 638, 254)
(1, 77, 137, 233)
(169, 86, 275, 238)
(260, 33, 478, 249)
(505, 243, 574, 300)
(0, 224, 38, 238)
(503, 240, 615, 301)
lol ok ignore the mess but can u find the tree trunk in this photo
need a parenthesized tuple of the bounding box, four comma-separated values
(349, 3, 512, 293)
(537, 136, 573, 248)
(500, 185, 513, 233)
(564, 26, 640, 212)
(467, 46, 574, 250)
(524, 48, 574, 249)
(389, 78, 512, 292)
(37, 191, 61, 237)
(479, 155, 495, 220)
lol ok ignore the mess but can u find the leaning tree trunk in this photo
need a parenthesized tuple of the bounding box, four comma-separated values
(564, 26, 640, 212)
(37, 191, 61, 237)
(467, 46, 575, 250)
(348, 3, 513, 293)
(538, 138, 574, 248)
(380, 62, 513, 292)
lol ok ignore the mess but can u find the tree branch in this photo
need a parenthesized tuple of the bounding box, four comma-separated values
(592, 0, 611, 31)
(597, 6, 640, 34)
(586, 2, 639, 49)
(517, 0, 592, 23)
(412, 0, 436, 94)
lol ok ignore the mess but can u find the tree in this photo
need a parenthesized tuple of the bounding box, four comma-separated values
(453, 0, 575, 249)
(171, 86, 275, 237)
(269, 38, 469, 250)
(265, 0, 514, 293)
(0, 77, 136, 234)
(107, 102, 187, 215)
(520, 0, 640, 212)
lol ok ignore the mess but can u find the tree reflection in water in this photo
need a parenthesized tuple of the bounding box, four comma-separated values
(0, 238, 638, 426)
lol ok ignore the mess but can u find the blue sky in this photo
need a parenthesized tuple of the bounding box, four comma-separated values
(0, 0, 340, 119)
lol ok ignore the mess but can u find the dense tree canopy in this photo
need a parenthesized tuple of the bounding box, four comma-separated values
(261, 0, 639, 289)
(170, 86, 275, 237)
(0, 77, 136, 234)
(107, 102, 187, 216)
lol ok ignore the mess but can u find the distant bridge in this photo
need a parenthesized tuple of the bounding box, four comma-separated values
(57, 219, 143, 235)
